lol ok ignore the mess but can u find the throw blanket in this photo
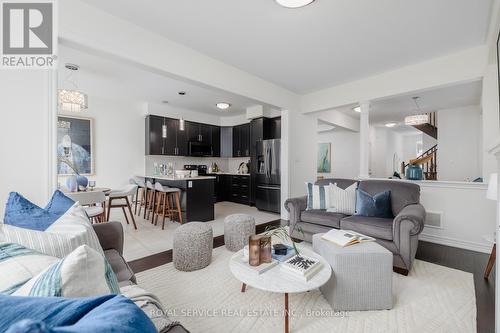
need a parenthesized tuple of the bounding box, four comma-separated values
(0, 294, 157, 333)
(121, 284, 186, 333)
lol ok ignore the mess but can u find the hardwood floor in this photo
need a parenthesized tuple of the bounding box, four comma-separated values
(128, 222, 495, 332)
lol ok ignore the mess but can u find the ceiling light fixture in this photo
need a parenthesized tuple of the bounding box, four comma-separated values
(178, 91, 186, 96)
(216, 102, 231, 110)
(179, 118, 185, 131)
(404, 97, 429, 126)
(58, 63, 88, 112)
(352, 106, 361, 113)
(385, 122, 397, 128)
(275, 0, 315, 8)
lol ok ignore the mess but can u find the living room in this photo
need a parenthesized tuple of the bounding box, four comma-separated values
(1, 0, 500, 332)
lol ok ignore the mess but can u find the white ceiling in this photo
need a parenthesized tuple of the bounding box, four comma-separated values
(80, 0, 493, 94)
(58, 45, 265, 116)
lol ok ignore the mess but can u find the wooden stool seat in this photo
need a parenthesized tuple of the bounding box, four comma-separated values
(154, 182, 183, 229)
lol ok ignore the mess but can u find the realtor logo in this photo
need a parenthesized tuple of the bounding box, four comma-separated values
(1, 0, 57, 68)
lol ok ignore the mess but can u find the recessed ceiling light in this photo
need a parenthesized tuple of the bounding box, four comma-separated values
(216, 102, 231, 110)
(161, 100, 169, 104)
(385, 122, 397, 128)
(352, 106, 361, 113)
(275, 0, 315, 8)
(178, 91, 186, 96)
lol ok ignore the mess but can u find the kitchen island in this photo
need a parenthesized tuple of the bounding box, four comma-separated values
(138, 175, 215, 222)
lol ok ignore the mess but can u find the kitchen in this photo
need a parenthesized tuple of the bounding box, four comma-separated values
(141, 114, 282, 223)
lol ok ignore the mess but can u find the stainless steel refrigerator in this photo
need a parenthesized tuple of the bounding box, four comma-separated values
(255, 139, 281, 213)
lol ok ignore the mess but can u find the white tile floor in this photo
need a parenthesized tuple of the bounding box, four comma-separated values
(106, 202, 280, 261)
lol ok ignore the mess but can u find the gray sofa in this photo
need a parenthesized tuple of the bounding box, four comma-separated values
(93, 222, 189, 333)
(285, 178, 426, 275)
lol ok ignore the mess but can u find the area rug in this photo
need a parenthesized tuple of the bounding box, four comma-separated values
(136, 247, 476, 333)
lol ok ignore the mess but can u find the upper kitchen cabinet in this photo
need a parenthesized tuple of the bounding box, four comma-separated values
(186, 121, 212, 145)
(145, 115, 165, 155)
(220, 127, 233, 158)
(165, 118, 187, 156)
(211, 125, 221, 157)
(233, 123, 250, 157)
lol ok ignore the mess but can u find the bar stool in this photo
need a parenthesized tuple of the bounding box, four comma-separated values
(153, 182, 183, 229)
(130, 178, 146, 216)
(144, 180, 156, 221)
(107, 184, 138, 230)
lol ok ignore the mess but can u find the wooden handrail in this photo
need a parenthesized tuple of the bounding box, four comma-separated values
(401, 144, 438, 180)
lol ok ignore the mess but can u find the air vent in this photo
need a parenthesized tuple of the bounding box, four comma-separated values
(424, 211, 442, 228)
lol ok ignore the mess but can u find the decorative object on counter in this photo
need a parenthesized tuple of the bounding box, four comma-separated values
(273, 243, 288, 256)
(405, 164, 423, 180)
(272, 244, 296, 262)
(238, 162, 249, 174)
(248, 235, 261, 266)
(173, 222, 213, 272)
(209, 162, 220, 173)
(224, 214, 256, 252)
(190, 170, 198, 178)
(66, 175, 78, 192)
(175, 170, 191, 178)
(76, 175, 89, 190)
(88, 180, 96, 191)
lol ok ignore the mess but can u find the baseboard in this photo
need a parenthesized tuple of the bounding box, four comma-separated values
(419, 233, 492, 254)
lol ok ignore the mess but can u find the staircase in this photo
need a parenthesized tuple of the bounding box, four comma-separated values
(401, 144, 438, 180)
(412, 112, 437, 139)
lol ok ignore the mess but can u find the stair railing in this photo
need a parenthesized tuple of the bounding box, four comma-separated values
(401, 144, 438, 180)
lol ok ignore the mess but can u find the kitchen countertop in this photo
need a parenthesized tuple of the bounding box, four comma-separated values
(138, 175, 216, 181)
(208, 172, 250, 176)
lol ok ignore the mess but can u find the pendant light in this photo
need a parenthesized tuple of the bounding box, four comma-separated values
(179, 118, 185, 131)
(58, 63, 88, 112)
(404, 97, 429, 126)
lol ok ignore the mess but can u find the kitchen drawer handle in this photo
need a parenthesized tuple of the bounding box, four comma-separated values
(257, 186, 280, 190)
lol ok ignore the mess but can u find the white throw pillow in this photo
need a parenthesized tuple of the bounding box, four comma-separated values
(0, 242, 58, 295)
(327, 183, 357, 215)
(0, 203, 103, 258)
(13, 244, 119, 297)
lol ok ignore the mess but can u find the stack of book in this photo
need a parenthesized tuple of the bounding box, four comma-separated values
(232, 252, 278, 275)
(280, 254, 323, 282)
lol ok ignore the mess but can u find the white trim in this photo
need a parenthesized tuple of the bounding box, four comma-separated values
(367, 177, 488, 190)
(419, 233, 492, 254)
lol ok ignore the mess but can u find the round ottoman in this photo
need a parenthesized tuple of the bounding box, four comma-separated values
(224, 214, 256, 252)
(173, 222, 213, 271)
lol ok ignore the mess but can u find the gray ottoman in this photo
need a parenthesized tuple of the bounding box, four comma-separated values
(313, 233, 393, 311)
(224, 214, 256, 252)
(173, 222, 213, 272)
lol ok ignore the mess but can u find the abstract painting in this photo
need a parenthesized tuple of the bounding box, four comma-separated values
(57, 116, 93, 175)
(317, 143, 331, 173)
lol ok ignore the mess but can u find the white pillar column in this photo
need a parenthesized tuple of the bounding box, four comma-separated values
(359, 101, 370, 179)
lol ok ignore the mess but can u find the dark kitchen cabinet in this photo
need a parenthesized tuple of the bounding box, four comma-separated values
(233, 123, 250, 157)
(187, 121, 212, 144)
(229, 175, 251, 205)
(211, 125, 220, 157)
(165, 118, 187, 156)
(145, 115, 164, 155)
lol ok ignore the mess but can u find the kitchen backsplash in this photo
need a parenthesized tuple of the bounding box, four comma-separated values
(145, 156, 250, 174)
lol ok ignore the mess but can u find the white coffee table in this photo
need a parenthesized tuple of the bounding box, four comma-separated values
(229, 247, 332, 333)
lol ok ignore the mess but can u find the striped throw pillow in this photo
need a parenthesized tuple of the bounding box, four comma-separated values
(0, 242, 58, 295)
(327, 183, 357, 215)
(306, 182, 331, 210)
(0, 203, 103, 259)
(13, 245, 119, 298)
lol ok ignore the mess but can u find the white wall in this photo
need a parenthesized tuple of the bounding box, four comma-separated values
(482, 64, 500, 177)
(317, 130, 360, 179)
(401, 134, 422, 163)
(0, 70, 55, 217)
(418, 182, 496, 254)
(58, 96, 145, 190)
(437, 105, 482, 181)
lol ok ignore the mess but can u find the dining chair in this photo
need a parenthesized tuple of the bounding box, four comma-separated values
(107, 184, 138, 230)
(64, 191, 106, 223)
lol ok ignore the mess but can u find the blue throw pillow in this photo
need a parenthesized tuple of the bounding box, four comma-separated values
(1, 295, 156, 333)
(3, 191, 75, 231)
(355, 189, 393, 218)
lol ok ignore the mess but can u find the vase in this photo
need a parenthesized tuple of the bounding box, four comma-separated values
(248, 235, 261, 266)
(66, 176, 78, 192)
(259, 236, 272, 263)
(406, 165, 423, 180)
(76, 175, 89, 191)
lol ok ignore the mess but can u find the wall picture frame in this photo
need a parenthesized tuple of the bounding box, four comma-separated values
(317, 142, 331, 173)
(57, 115, 94, 176)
